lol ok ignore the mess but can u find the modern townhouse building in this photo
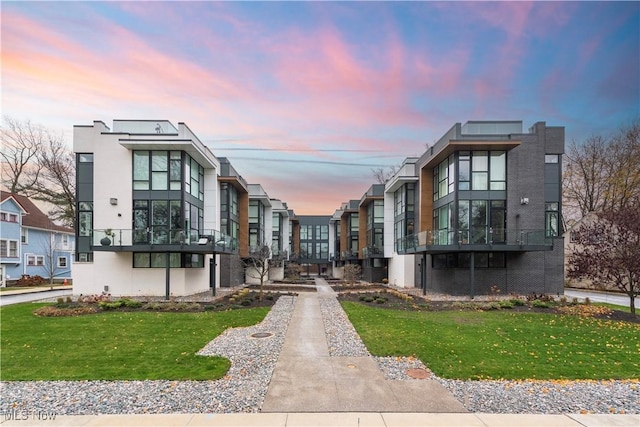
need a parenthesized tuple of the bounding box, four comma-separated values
(73, 120, 237, 297)
(218, 157, 249, 287)
(396, 120, 565, 296)
(1, 192, 74, 287)
(384, 157, 419, 288)
(295, 215, 331, 276)
(359, 184, 386, 282)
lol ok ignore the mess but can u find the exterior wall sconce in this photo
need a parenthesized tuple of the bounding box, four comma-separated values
(520, 197, 529, 205)
(110, 198, 118, 206)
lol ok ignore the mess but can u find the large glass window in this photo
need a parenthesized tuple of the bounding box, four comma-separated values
(472, 151, 489, 190)
(78, 202, 93, 237)
(546, 202, 559, 237)
(134, 150, 184, 191)
(490, 151, 506, 190)
(433, 202, 454, 244)
(133, 151, 149, 189)
(151, 151, 168, 190)
(471, 200, 487, 244)
(170, 151, 182, 190)
(459, 151, 506, 191)
(133, 252, 200, 268)
(490, 200, 506, 243)
(434, 155, 455, 200)
(349, 214, 359, 232)
(458, 152, 470, 190)
(432, 252, 506, 269)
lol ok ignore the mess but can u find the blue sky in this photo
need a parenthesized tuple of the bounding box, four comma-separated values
(2, 1, 638, 213)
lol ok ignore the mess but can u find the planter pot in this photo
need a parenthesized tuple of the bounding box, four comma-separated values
(100, 237, 112, 246)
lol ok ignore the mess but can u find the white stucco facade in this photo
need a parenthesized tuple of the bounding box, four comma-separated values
(72, 120, 225, 297)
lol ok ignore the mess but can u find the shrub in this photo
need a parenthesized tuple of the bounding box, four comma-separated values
(99, 301, 124, 310)
(375, 298, 387, 304)
(241, 299, 252, 306)
(359, 295, 368, 301)
(144, 302, 163, 310)
(532, 299, 550, 308)
(285, 262, 303, 281)
(363, 296, 374, 303)
(34, 305, 97, 317)
(122, 299, 142, 308)
(499, 300, 514, 309)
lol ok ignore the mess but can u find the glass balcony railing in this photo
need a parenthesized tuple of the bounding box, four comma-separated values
(397, 228, 553, 254)
(361, 246, 383, 258)
(92, 228, 237, 251)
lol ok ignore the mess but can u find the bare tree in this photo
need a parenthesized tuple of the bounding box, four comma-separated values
(0, 116, 76, 227)
(33, 136, 76, 227)
(343, 263, 362, 283)
(371, 164, 400, 184)
(0, 116, 43, 192)
(567, 206, 640, 316)
(243, 244, 272, 301)
(564, 120, 640, 220)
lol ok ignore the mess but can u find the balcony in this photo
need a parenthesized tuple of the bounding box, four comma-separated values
(91, 228, 237, 254)
(397, 228, 554, 254)
(340, 250, 360, 261)
(362, 246, 384, 258)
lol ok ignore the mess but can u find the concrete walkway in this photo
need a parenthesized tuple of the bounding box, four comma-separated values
(262, 279, 465, 413)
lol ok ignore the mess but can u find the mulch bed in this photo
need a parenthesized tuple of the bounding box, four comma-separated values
(35, 291, 285, 316)
(247, 284, 317, 292)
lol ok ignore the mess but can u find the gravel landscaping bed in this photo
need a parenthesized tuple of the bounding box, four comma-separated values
(319, 296, 640, 415)
(0, 295, 295, 415)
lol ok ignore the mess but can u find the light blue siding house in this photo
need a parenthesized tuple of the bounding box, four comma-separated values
(1, 192, 74, 287)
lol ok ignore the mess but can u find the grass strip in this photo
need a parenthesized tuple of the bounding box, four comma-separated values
(1, 303, 269, 381)
(341, 301, 640, 380)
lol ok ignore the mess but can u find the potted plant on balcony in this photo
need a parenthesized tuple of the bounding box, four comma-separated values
(101, 228, 114, 246)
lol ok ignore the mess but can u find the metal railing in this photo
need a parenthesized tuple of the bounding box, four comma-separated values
(397, 227, 552, 253)
(92, 228, 237, 250)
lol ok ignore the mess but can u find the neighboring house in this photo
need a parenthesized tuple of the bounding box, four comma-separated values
(563, 212, 598, 290)
(72, 119, 294, 297)
(0, 192, 74, 287)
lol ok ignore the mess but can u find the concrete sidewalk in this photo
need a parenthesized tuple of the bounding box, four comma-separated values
(262, 280, 465, 413)
(0, 285, 73, 296)
(1, 411, 638, 426)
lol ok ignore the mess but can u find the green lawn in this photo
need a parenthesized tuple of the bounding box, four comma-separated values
(341, 301, 640, 380)
(0, 303, 269, 381)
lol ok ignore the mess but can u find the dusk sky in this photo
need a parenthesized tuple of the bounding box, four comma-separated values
(2, 1, 639, 214)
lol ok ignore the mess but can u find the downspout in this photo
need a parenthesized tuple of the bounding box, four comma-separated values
(470, 252, 475, 299)
(422, 252, 427, 296)
(165, 252, 170, 300)
(210, 255, 216, 296)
